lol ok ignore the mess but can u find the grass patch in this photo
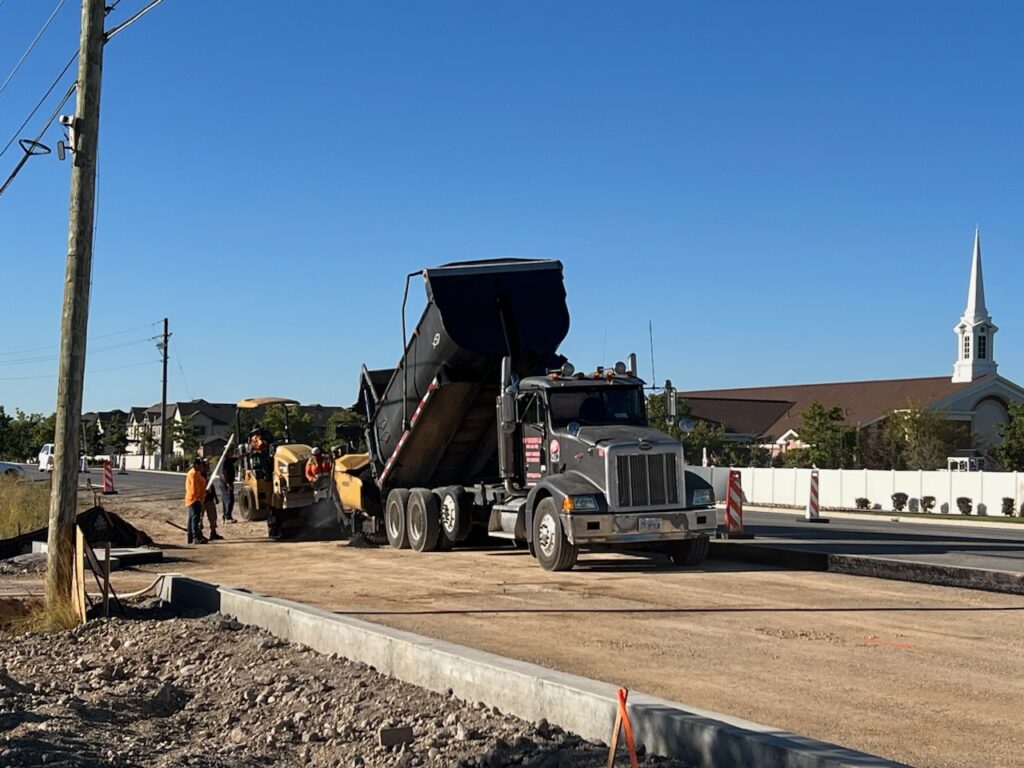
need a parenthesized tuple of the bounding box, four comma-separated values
(0, 597, 80, 636)
(0, 477, 50, 538)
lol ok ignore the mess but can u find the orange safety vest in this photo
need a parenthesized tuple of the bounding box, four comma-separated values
(305, 458, 320, 483)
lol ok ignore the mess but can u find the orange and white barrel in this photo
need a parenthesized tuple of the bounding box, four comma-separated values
(724, 469, 744, 534)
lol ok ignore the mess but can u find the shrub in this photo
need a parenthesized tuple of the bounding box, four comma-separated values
(855, 497, 870, 510)
(1002, 498, 1015, 517)
(956, 496, 973, 515)
(921, 496, 936, 513)
(891, 493, 908, 512)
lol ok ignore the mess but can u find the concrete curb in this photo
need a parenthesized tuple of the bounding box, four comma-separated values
(708, 541, 1024, 595)
(734, 505, 1024, 532)
(158, 575, 909, 768)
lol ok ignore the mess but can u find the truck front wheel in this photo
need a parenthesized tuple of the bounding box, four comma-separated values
(436, 486, 471, 543)
(667, 535, 710, 566)
(407, 488, 441, 552)
(532, 498, 577, 572)
(385, 489, 411, 549)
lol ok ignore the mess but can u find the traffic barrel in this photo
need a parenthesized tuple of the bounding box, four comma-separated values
(721, 469, 753, 539)
(799, 469, 828, 523)
(102, 460, 117, 495)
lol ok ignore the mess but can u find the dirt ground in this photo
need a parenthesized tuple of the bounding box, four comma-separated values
(2, 603, 690, 768)
(7, 488, 1024, 768)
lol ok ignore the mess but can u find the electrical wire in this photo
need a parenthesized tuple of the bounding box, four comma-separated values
(0, 321, 161, 357)
(0, 0, 69, 100)
(0, 359, 159, 382)
(104, 0, 165, 41)
(0, 50, 76, 161)
(172, 345, 192, 400)
(0, 337, 157, 368)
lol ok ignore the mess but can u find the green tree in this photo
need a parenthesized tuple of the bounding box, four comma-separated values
(720, 440, 772, 467)
(682, 420, 726, 465)
(4, 410, 55, 461)
(261, 404, 314, 445)
(797, 401, 856, 468)
(0, 406, 11, 460)
(82, 418, 103, 456)
(887, 405, 959, 470)
(105, 414, 129, 455)
(646, 392, 691, 441)
(324, 408, 366, 452)
(140, 425, 158, 466)
(994, 402, 1024, 471)
(166, 415, 203, 459)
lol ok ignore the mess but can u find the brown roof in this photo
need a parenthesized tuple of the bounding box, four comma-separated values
(681, 376, 981, 439)
(684, 397, 796, 437)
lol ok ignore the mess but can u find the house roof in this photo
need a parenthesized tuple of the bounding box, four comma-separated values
(175, 400, 235, 425)
(684, 397, 796, 437)
(681, 375, 981, 438)
(129, 406, 148, 421)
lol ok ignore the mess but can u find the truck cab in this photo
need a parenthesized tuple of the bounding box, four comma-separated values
(507, 367, 716, 570)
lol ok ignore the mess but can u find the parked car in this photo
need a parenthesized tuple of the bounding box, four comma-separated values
(38, 443, 54, 472)
(0, 461, 27, 480)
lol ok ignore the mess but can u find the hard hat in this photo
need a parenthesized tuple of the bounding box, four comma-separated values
(311, 447, 321, 456)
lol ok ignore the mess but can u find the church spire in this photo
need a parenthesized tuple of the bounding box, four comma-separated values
(964, 228, 989, 323)
(953, 228, 998, 383)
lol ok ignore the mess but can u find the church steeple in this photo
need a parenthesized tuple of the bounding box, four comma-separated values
(953, 228, 998, 382)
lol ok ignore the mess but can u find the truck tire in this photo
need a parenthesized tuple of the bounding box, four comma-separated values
(436, 486, 471, 543)
(385, 489, 411, 549)
(237, 486, 266, 522)
(667, 535, 710, 566)
(532, 498, 577, 572)
(407, 488, 441, 552)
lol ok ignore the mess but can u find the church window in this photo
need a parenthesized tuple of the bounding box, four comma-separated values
(963, 335, 971, 359)
(979, 333, 987, 360)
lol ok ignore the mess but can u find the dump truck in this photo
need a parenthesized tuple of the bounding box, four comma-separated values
(333, 258, 717, 571)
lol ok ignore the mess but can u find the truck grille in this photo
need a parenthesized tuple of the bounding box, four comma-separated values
(615, 453, 679, 508)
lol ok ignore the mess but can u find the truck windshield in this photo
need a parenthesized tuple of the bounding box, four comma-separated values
(548, 387, 647, 428)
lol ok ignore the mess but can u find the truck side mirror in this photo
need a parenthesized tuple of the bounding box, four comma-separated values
(665, 380, 677, 421)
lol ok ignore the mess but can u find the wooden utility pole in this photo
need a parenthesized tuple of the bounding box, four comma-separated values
(158, 317, 169, 469)
(45, 0, 106, 610)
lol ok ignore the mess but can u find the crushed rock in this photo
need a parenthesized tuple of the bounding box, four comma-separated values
(0, 604, 694, 767)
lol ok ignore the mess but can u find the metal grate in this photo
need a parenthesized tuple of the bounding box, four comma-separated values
(616, 452, 678, 508)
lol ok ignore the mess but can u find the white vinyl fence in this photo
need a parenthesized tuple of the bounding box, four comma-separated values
(687, 466, 1024, 516)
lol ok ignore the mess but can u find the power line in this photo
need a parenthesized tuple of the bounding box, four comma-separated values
(0, 359, 159, 382)
(0, 321, 161, 357)
(0, 50, 76, 161)
(104, 0, 165, 42)
(0, 0, 70, 100)
(0, 337, 156, 368)
(172, 343, 192, 400)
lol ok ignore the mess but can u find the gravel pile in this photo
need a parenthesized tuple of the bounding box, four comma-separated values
(0, 602, 693, 767)
(0, 553, 47, 575)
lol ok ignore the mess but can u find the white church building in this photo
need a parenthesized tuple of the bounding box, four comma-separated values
(682, 230, 1023, 454)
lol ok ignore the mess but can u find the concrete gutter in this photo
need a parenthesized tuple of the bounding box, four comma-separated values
(709, 541, 1024, 596)
(736, 505, 1024, 532)
(158, 575, 910, 768)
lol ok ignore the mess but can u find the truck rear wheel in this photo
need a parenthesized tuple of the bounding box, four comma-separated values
(667, 535, 710, 566)
(436, 486, 471, 543)
(407, 488, 441, 552)
(532, 498, 577, 572)
(385, 489, 410, 549)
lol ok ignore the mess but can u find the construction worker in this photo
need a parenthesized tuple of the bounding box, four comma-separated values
(184, 457, 208, 545)
(305, 447, 325, 483)
(201, 459, 224, 541)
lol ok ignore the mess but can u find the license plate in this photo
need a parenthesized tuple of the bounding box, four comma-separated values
(638, 517, 661, 532)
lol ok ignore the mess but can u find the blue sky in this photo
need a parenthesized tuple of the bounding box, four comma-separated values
(1, 1, 1022, 414)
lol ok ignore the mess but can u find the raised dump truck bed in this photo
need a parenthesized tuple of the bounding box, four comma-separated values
(361, 259, 569, 490)
(341, 257, 717, 571)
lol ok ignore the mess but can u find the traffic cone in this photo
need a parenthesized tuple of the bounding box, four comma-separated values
(798, 469, 828, 523)
(720, 469, 753, 539)
(102, 460, 117, 495)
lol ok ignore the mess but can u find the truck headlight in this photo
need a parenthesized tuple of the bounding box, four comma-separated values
(692, 488, 713, 505)
(563, 495, 599, 511)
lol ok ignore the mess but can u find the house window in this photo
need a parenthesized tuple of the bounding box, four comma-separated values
(979, 333, 987, 360)
(963, 335, 971, 360)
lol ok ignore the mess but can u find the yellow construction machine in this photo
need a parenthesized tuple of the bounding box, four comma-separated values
(234, 397, 323, 539)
